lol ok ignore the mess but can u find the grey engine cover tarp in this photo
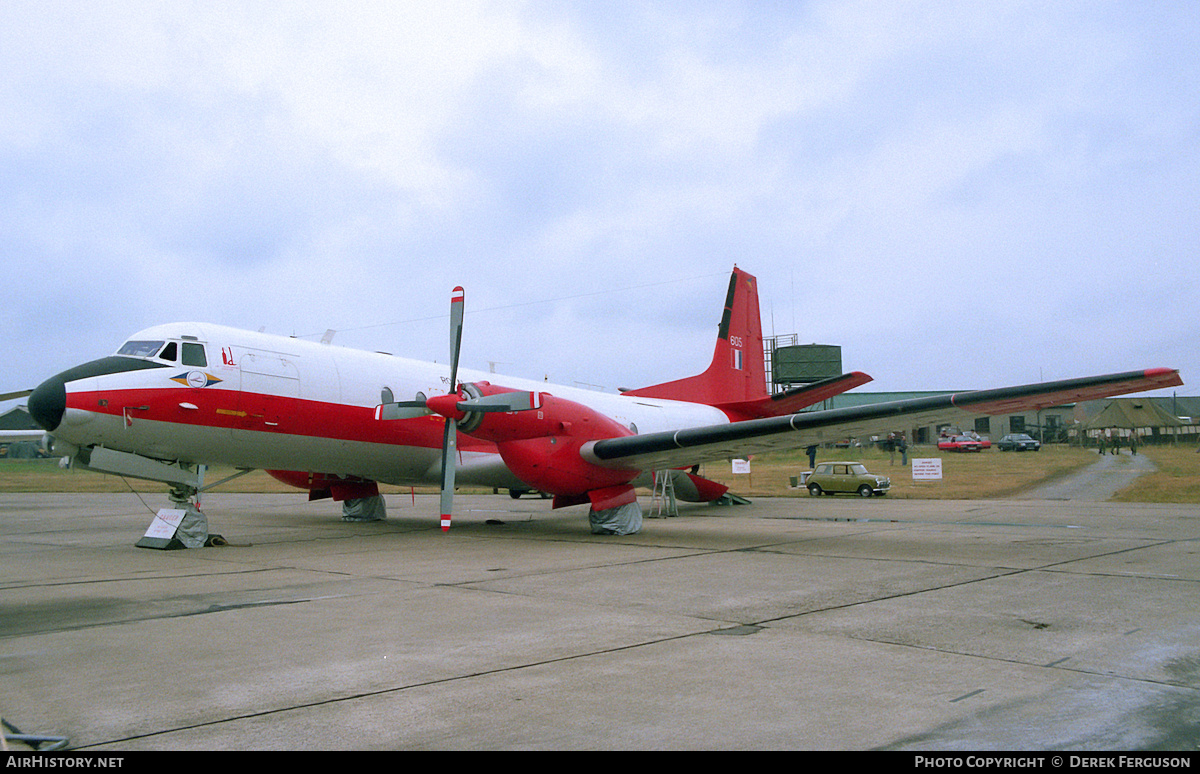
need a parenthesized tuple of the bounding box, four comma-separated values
(588, 502, 642, 535)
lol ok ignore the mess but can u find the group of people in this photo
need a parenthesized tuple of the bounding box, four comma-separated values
(1097, 429, 1138, 455)
(886, 432, 908, 465)
(803, 431, 909, 469)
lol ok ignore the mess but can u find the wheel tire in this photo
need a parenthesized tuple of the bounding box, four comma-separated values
(857, 485, 873, 498)
(807, 483, 822, 497)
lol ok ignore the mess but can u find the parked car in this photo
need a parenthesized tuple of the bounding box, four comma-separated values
(806, 462, 890, 497)
(937, 435, 984, 452)
(964, 431, 991, 449)
(997, 433, 1041, 451)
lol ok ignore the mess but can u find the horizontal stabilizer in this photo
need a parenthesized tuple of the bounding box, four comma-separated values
(719, 371, 873, 419)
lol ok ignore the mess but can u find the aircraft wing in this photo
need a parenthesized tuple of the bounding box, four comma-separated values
(0, 390, 42, 445)
(0, 430, 46, 444)
(585, 368, 1183, 471)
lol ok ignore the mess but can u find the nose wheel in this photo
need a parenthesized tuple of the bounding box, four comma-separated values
(137, 465, 240, 550)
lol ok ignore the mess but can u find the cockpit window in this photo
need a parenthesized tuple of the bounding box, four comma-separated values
(159, 342, 178, 362)
(117, 340, 166, 358)
(181, 342, 207, 367)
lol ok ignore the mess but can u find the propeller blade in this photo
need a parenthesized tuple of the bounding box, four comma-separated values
(448, 286, 464, 392)
(374, 401, 432, 420)
(1, 389, 33, 402)
(440, 286, 465, 532)
(439, 416, 457, 532)
(457, 391, 542, 413)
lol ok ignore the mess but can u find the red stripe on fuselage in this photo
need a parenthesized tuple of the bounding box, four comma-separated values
(63, 387, 497, 452)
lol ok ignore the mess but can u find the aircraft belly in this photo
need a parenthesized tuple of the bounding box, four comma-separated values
(57, 412, 523, 491)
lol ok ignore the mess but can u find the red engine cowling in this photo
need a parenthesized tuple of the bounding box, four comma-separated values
(432, 382, 640, 504)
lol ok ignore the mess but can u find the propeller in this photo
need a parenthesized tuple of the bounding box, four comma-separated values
(439, 286, 465, 532)
(372, 285, 539, 532)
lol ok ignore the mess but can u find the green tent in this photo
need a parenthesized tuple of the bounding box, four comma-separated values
(1084, 398, 1185, 431)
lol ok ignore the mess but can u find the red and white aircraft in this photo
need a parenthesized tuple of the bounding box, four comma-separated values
(14, 267, 1183, 533)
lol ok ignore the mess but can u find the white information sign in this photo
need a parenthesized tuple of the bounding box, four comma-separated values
(731, 459, 751, 475)
(911, 458, 943, 481)
(144, 508, 187, 540)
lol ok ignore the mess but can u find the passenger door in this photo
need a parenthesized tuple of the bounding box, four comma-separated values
(236, 351, 300, 436)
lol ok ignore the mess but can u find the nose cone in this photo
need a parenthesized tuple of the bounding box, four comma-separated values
(28, 376, 66, 432)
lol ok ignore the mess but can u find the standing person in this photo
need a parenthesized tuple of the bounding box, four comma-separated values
(806, 444, 818, 469)
(887, 433, 896, 465)
(1098, 433, 1106, 455)
(1130, 430, 1138, 455)
(1111, 432, 1121, 455)
(897, 432, 908, 466)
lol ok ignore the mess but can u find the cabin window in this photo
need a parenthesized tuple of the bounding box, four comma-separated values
(181, 342, 208, 367)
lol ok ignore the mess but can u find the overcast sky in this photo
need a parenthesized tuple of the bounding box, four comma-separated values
(3, 1, 1196, 412)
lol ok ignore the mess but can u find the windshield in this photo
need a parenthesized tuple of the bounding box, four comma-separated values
(117, 340, 165, 358)
(115, 338, 207, 366)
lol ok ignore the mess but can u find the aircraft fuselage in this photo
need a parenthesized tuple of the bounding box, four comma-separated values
(29, 322, 729, 492)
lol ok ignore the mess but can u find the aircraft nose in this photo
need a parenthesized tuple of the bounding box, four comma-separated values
(28, 376, 66, 432)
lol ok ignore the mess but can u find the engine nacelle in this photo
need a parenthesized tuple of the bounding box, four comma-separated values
(432, 382, 640, 500)
(497, 434, 638, 500)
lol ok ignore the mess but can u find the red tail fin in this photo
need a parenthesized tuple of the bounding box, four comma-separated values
(624, 268, 767, 408)
(625, 267, 873, 419)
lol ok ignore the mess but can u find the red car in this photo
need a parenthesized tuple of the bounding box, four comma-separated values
(937, 434, 984, 452)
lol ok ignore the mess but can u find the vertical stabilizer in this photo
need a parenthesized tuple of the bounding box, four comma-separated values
(624, 268, 767, 407)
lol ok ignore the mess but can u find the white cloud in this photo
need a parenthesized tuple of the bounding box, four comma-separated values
(1, 0, 1196, 405)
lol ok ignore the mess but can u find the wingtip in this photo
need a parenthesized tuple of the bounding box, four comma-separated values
(1142, 367, 1184, 388)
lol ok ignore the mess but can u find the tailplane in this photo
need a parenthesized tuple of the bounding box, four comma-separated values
(623, 267, 871, 419)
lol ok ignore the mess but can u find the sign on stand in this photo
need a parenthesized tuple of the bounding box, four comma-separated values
(912, 458, 943, 481)
(136, 506, 214, 550)
(732, 458, 752, 487)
